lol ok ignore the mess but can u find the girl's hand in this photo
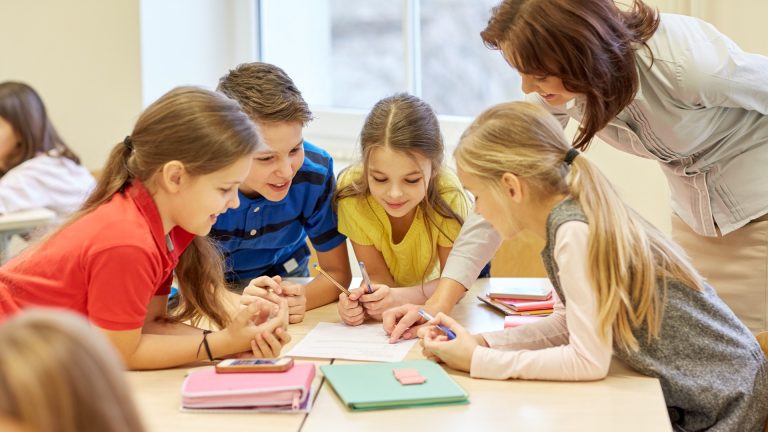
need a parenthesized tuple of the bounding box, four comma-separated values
(240, 276, 284, 318)
(249, 327, 292, 358)
(418, 312, 477, 372)
(337, 289, 365, 326)
(224, 327, 292, 359)
(226, 297, 289, 353)
(357, 283, 396, 320)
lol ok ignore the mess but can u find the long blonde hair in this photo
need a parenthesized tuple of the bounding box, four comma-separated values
(48, 87, 260, 328)
(0, 310, 146, 432)
(455, 101, 703, 350)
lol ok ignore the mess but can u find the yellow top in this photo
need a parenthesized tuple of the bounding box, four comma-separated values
(336, 166, 469, 286)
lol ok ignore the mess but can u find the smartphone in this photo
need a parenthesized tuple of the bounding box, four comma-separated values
(215, 357, 294, 373)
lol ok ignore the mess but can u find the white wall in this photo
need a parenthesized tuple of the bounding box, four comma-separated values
(0, 0, 143, 170)
(140, 0, 258, 106)
(1, 0, 765, 235)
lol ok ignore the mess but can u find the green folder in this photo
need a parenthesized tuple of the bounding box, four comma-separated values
(320, 360, 469, 411)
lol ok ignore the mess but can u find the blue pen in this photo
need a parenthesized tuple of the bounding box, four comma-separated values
(417, 308, 456, 340)
(358, 261, 373, 294)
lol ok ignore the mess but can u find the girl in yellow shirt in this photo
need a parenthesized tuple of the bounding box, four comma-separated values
(334, 93, 469, 326)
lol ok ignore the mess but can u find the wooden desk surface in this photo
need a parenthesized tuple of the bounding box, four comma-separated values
(128, 279, 671, 431)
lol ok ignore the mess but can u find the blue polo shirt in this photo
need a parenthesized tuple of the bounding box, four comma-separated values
(210, 141, 346, 284)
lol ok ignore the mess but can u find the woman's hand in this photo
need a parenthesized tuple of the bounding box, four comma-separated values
(418, 312, 478, 372)
(383, 303, 428, 342)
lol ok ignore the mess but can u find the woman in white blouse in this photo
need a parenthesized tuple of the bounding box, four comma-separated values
(384, 0, 768, 339)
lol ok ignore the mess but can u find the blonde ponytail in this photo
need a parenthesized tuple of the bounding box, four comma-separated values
(456, 101, 704, 350)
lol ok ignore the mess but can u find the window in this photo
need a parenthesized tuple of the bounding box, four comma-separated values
(258, 0, 523, 118)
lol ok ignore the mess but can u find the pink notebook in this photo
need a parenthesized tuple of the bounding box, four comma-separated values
(180, 362, 315, 412)
(496, 298, 556, 312)
(504, 315, 548, 328)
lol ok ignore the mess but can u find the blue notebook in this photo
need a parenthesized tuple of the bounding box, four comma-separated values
(320, 360, 469, 411)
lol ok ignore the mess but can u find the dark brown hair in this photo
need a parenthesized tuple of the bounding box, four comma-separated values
(217, 62, 313, 125)
(481, 0, 659, 150)
(334, 94, 465, 282)
(0, 82, 82, 174)
(58, 87, 260, 328)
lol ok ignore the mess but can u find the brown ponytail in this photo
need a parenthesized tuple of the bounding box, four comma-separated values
(44, 87, 260, 328)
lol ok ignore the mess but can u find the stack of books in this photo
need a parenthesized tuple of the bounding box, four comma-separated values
(476, 278, 556, 328)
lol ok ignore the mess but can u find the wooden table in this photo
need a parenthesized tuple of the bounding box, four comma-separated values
(127, 279, 671, 431)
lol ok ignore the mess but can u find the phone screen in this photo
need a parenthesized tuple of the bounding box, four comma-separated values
(229, 359, 280, 366)
(215, 357, 294, 373)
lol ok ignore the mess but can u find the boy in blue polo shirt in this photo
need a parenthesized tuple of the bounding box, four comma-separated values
(212, 62, 351, 323)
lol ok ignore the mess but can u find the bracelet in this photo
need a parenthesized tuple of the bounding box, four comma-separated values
(197, 330, 214, 362)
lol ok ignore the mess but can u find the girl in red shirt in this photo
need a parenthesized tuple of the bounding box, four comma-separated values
(0, 86, 290, 370)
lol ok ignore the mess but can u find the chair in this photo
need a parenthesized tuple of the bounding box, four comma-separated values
(758, 332, 768, 358)
(757, 332, 768, 432)
(0, 209, 56, 263)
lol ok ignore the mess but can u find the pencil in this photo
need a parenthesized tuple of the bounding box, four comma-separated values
(313, 264, 351, 296)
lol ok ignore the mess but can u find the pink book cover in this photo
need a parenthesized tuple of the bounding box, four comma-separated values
(181, 362, 315, 411)
(504, 315, 547, 328)
(496, 297, 556, 312)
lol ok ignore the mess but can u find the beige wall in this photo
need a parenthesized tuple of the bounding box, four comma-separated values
(0, 0, 765, 236)
(0, 0, 142, 170)
(574, 0, 768, 233)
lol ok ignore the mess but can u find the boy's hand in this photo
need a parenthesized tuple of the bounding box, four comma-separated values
(279, 280, 306, 324)
(337, 289, 365, 326)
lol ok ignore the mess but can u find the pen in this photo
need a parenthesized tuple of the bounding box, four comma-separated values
(313, 264, 351, 296)
(358, 261, 373, 294)
(417, 308, 456, 341)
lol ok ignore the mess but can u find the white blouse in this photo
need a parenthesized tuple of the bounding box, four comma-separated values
(0, 154, 95, 222)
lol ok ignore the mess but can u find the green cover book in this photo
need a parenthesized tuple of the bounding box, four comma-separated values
(320, 360, 469, 411)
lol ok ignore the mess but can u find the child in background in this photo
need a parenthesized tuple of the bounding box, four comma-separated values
(0, 310, 146, 432)
(0, 82, 95, 221)
(420, 102, 768, 431)
(211, 62, 351, 324)
(334, 94, 470, 325)
(0, 87, 290, 370)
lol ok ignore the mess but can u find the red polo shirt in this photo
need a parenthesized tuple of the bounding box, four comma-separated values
(0, 180, 194, 330)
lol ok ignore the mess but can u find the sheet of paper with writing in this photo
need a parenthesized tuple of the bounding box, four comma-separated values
(286, 322, 418, 362)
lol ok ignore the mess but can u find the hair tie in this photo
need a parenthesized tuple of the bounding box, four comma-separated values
(123, 135, 134, 151)
(564, 148, 580, 165)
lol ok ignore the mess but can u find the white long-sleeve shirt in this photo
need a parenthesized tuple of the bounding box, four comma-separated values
(0, 154, 95, 222)
(470, 221, 613, 381)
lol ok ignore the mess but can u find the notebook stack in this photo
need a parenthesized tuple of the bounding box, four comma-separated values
(179, 363, 315, 413)
(476, 278, 556, 327)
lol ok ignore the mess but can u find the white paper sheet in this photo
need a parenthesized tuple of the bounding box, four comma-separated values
(285, 322, 418, 362)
